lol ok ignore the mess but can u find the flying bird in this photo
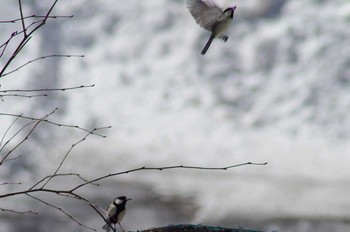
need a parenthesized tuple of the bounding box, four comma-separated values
(102, 196, 132, 232)
(186, 0, 237, 55)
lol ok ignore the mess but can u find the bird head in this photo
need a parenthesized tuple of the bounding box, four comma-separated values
(114, 196, 132, 205)
(223, 6, 236, 18)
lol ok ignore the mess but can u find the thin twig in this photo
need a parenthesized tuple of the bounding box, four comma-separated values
(0, 113, 22, 148)
(0, 188, 103, 225)
(59, 193, 106, 215)
(26, 193, 97, 231)
(0, 182, 21, 186)
(0, 112, 109, 138)
(0, 108, 57, 166)
(0, 93, 48, 98)
(70, 162, 268, 192)
(18, 0, 27, 37)
(0, 32, 17, 57)
(30, 173, 98, 190)
(0, 120, 36, 155)
(0, 19, 46, 55)
(1, 55, 84, 78)
(0, 188, 69, 199)
(0, 0, 59, 77)
(0, 207, 38, 215)
(0, 154, 23, 165)
(0, 84, 95, 93)
(0, 83, 96, 99)
(63, 192, 107, 227)
(41, 127, 107, 188)
(0, 163, 268, 199)
(0, 15, 73, 24)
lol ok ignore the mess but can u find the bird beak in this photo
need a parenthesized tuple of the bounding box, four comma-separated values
(126, 198, 132, 201)
(232, 6, 237, 11)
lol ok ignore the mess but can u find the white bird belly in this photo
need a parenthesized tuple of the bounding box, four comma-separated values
(117, 209, 126, 222)
(214, 19, 231, 37)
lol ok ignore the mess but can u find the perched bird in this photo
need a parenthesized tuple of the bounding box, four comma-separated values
(186, 0, 237, 55)
(102, 196, 132, 232)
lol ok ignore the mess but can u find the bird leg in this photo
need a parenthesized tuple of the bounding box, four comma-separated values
(220, 35, 228, 42)
(110, 223, 116, 232)
(118, 222, 125, 232)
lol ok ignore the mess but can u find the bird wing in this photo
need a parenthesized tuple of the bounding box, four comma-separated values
(187, 0, 223, 31)
(106, 204, 117, 219)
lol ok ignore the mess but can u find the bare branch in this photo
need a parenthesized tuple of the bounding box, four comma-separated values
(0, 84, 95, 99)
(70, 162, 268, 192)
(0, 84, 95, 93)
(0, 93, 48, 99)
(0, 31, 18, 57)
(1, 55, 84, 78)
(0, 207, 38, 215)
(0, 120, 36, 155)
(60, 192, 106, 215)
(0, 112, 110, 138)
(0, 113, 22, 148)
(0, 163, 268, 199)
(0, 189, 68, 201)
(30, 173, 98, 190)
(0, 0, 75, 68)
(41, 127, 108, 188)
(0, 154, 23, 165)
(0, 182, 21, 186)
(0, 0, 60, 77)
(0, 186, 107, 227)
(18, 0, 27, 37)
(26, 193, 97, 231)
(62, 192, 107, 227)
(0, 19, 50, 57)
(0, 15, 73, 24)
(0, 108, 58, 166)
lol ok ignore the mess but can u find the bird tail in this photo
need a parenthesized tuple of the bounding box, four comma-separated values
(201, 33, 215, 55)
(102, 223, 112, 232)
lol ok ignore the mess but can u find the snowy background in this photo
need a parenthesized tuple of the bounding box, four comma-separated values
(1, 0, 350, 231)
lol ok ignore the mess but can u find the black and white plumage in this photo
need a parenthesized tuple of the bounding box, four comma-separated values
(186, 0, 236, 55)
(102, 196, 131, 232)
